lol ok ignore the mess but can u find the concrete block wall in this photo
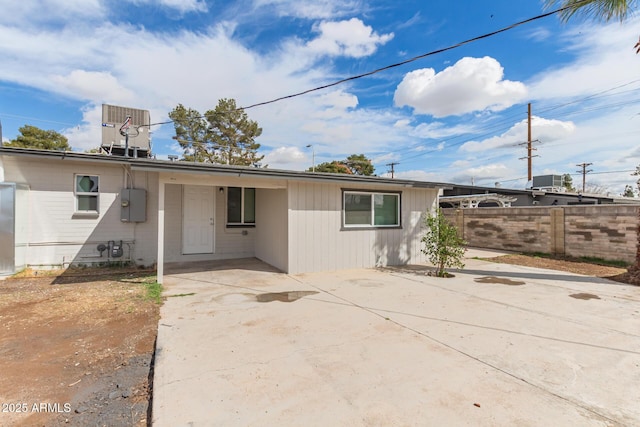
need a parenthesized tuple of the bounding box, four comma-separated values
(444, 205, 639, 264)
(563, 206, 638, 262)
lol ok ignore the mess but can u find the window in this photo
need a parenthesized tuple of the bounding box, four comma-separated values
(227, 187, 255, 226)
(343, 191, 400, 228)
(75, 175, 99, 213)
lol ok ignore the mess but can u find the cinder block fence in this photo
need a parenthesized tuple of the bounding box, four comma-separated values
(443, 205, 640, 264)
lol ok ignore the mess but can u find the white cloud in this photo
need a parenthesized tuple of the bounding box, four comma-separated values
(62, 104, 103, 151)
(312, 90, 359, 118)
(391, 119, 475, 142)
(410, 121, 475, 139)
(52, 70, 135, 104)
(525, 27, 552, 42)
(0, 0, 105, 25)
(627, 146, 640, 159)
(393, 119, 410, 128)
(316, 90, 358, 109)
(528, 17, 640, 100)
(306, 18, 393, 58)
(2, 0, 636, 198)
(371, 152, 399, 165)
(460, 116, 576, 152)
(387, 170, 443, 182)
(397, 11, 422, 30)
(262, 146, 308, 169)
(394, 56, 527, 117)
(126, 0, 208, 14)
(451, 163, 515, 184)
(251, 0, 361, 19)
(450, 160, 470, 169)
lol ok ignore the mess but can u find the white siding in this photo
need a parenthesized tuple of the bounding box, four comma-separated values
(2, 156, 158, 268)
(3, 155, 439, 273)
(163, 184, 256, 262)
(287, 181, 437, 274)
(255, 188, 288, 271)
(130, 171, 158, 267)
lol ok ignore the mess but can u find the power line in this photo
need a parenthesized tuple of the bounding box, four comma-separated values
(144, 2, 581, 128)
(535, 79, 640, 116)
(0, 113, 79, 127)
(239, 6, 577, 111)
(393, 92, 640, 169)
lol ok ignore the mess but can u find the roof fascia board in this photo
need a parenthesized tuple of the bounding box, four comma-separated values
(0, 147, 448, 189)
(134, 164, 443, 189)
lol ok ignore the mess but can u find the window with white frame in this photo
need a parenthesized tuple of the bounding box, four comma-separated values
(343, 190, 400, 228)
(75, 175, 99, 213)
(227, 187, 255, 226)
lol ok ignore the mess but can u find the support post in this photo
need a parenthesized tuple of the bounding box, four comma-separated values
(157, 179, 165, 284)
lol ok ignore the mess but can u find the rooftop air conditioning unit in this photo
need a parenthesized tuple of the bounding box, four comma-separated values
(101, 104, 151, 157)
(532, 174, 563, 191)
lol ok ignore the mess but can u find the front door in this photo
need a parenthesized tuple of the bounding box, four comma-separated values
(182, 185, 214, 254)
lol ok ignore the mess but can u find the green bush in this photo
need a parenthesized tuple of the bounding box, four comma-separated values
(421, 208, 467, 277)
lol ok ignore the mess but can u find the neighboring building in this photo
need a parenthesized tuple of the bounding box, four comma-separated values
(0, 147, 445, 282)
(441, 183, 640, 208)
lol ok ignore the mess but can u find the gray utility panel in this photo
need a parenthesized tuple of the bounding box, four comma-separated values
(121, 188, 147, 222)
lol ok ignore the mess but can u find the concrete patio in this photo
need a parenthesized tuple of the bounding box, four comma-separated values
(152, 251, 640, 426)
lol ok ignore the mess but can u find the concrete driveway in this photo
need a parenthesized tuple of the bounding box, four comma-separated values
(152, 252, 640, 426)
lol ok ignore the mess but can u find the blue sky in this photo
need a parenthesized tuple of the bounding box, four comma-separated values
(1, 0, 640, 194)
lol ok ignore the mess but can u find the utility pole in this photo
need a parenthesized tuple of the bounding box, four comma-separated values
(386, 162, 399, 178)
(576, 162, 593, 193)
(519, 103, 538, 186)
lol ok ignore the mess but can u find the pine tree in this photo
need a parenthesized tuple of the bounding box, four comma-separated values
(169, 99, 263, 165)
(205, 99, 263, 166)
(5, 125, 71, 151)
(169, 104, 211, 162)
(308, 154, 375, 175)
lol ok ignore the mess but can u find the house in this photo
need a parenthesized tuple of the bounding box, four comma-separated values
(441, 183, 640, 208)
(0, 147, 445, 282)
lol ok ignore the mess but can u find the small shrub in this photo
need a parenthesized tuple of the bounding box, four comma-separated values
(145, 281, 163, 304)
(421, 208, 467, 277)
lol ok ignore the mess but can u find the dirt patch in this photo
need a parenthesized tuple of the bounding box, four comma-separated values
(485, 254, 636, 285)
(569, 293, 601, 300)
(474, 276, 526, 286)
(0, 268, 160, 426)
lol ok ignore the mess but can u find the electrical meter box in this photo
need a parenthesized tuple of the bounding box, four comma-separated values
(121, 189, 147, 222)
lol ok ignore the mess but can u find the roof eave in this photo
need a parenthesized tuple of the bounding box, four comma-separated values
(0, 147, 450, 189)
